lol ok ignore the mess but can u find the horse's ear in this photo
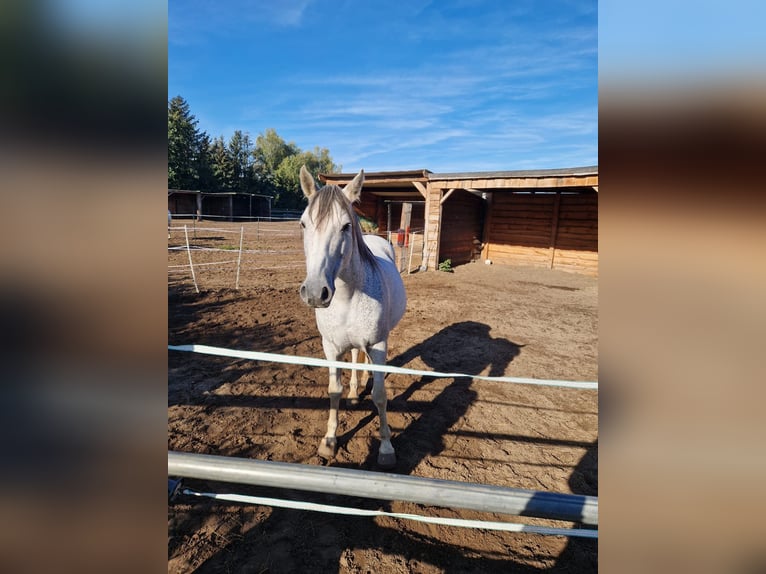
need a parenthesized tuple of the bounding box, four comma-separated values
(342, 169, 365, 203)
(299, 165, 317, 198)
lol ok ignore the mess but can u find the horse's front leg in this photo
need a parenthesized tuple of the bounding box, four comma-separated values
(367, 342, 396, 469)
(347, 348, 368, 406)
(318, 339, 342, 460)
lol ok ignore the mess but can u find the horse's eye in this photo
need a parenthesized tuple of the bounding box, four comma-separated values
(342, 222, 352, 233)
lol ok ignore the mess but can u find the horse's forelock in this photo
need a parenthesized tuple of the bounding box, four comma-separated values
(308, 184, 378, 268)
(308, 185, 345, 229)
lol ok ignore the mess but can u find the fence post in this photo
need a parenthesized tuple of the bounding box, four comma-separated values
(235, 226, 244, 290)
(184, 225, 200, 294)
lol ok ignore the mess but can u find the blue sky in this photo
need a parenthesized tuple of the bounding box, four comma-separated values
(169, 0, 597, 173)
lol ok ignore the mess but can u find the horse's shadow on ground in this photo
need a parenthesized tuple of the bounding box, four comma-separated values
(338, 320, 522, 474)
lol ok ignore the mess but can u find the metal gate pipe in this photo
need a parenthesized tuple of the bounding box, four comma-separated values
(168, 451, 597, 526)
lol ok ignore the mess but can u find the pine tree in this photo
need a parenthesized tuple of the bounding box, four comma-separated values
(195, 131, 215, 192)
(228, 130, 254, 193)
(167, 96, 199, 190)
(210, 135, 234, 192)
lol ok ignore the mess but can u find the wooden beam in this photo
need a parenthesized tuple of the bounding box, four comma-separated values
(411, 181, 427, 198)
(325, 177, 429, 186)
(429, 175, 599, 190)
(440, 188, 456, 205)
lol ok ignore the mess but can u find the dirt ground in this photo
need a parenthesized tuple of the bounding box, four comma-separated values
(168, 220, 598, 573)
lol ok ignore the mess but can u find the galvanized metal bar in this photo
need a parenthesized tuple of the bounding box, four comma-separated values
(168, 451, 597, 526)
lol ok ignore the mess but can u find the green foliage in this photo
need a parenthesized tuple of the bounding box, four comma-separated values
(228, 130, 255, 193)
(168, 96, 199, 190)
(209, 135, 234, 191)
(168, 97, 340, 208)
(253, 128, 298, 175)
(272, 149, 341, 209)
(195, 131, 215, 192)
(438, 259, 454, 272)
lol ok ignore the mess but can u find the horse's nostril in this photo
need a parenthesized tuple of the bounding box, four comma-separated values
(321, 287, 329, 301)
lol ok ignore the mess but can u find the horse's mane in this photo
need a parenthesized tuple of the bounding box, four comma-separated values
(308, 185, 379, 269)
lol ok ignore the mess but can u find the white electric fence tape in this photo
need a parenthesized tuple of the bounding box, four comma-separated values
(181, 488, 597, 538)
(168, 344, 597, 390)
(168, 260, 238, 269)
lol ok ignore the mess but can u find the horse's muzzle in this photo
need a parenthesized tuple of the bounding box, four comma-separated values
(300, 281, 333, 308)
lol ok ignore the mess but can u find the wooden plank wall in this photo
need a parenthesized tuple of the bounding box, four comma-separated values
(439, 190, 484, 265)
(553, 194, 598, 275)
(485, 191, 597, 275)
(552, 193, 598, 274)
(485, 193, 555, 266)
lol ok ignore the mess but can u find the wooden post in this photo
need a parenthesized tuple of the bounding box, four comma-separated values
(235, 226, 244, 290)
(481, 192, 493, 261)
(398, 202, 412, 272)
(411, 181, 429, 272)
(420, 187, 431, 271)
(549, 192, 561, 269)
(424, 186, 443, 271)
(184, 225, 200, 294)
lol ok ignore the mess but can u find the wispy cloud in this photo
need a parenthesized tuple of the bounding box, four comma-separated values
(169, 0, 313, 45)
(171, 1, 597, 171)
(258, 0, 313, 26)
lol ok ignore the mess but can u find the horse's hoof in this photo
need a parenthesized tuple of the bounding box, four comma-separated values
(317, 438, 337, 460)
(377, 451, 397, 469)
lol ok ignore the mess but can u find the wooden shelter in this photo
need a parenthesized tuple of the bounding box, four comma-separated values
(167, 189, 201, 218)
(168, 190, 272, 221)
(320, 166, 598, 275)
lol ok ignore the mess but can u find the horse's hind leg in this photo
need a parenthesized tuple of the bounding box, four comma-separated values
(367, 342, 396, 469)
(347, 348, 368, 406)
(318, 340, 342, 460)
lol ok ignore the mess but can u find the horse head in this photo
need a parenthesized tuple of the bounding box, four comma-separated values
(298, 165, 365, 308)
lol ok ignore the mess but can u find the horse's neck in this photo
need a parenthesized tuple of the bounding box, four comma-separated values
(335, 241, 371, 298)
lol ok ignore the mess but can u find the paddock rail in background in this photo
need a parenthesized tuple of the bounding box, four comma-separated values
(168, 450, 598, 526)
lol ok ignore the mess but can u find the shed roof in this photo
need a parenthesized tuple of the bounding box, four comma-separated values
(318, 166, 598, 193)
(168, 189, 272, 199)
(168, 189, 201, 195)
(430, 166, 598, 180)
(319, 169, 431, 186)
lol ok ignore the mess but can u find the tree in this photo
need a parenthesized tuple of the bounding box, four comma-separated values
(307, 145, 341, 175)
(195, 131, 215, 192)
(228, 130, 254, 193)
(253, 128, 299, 176)
(209, 135, 234, 192)
(273, 149, 341, 209)
(168, 98, 341, 208)
(168, 96, 199, 190)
